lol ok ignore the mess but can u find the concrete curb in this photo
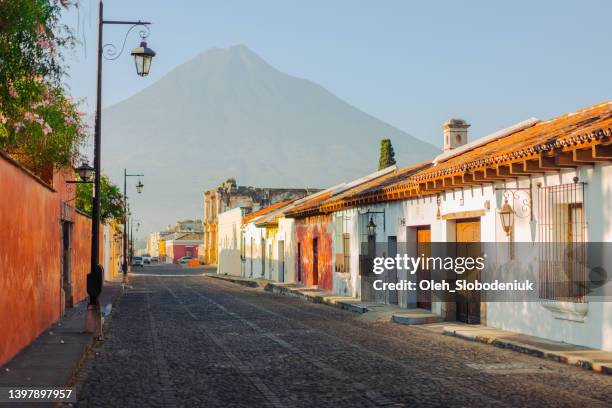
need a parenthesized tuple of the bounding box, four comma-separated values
(443, 327, 612, 375)
(264, 283, 368, 314)
(66, 282, 125, 387)
(392, 314, 444, 326)
(208, 274, 264, 288)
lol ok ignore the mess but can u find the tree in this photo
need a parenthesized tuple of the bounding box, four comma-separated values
(0, 1, 87, 175)
(76, 176, 125, 224)
(378, 138, 396, 170)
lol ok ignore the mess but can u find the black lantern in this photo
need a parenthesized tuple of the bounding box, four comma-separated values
(76, 161, 95, 182)
(498, 199, 514, 236)
(367, 217, 377, 238)
(131, 41, 156, 77)
(136, 180, 144, 194)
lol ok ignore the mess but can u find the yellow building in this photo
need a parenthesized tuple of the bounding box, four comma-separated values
(158, 239, 167, 262)
(103, 220, 123, 280)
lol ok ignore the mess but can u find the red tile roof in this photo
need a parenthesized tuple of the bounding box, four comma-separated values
(286, 100, 612, 217)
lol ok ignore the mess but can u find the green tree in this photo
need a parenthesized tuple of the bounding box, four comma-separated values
(378, 138, 396, 170)
(0, 1, 87, 175)
(76, 176, 125, 223)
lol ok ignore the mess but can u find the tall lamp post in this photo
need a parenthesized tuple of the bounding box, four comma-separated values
(86, 0, 155, 336)
(122, 170, 144, 282)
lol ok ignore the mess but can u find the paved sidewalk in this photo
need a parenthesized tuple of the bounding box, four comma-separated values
(0, 281, 124, 390)
(211, 273, 443, 324)
(439, 323, 612, 375)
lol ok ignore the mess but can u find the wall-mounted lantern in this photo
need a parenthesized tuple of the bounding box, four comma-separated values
(498, 199, 514, 237)
(367, 217, 377, 238)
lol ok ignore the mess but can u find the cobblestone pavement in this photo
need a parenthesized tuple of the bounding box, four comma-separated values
(73, 268, 612, 407)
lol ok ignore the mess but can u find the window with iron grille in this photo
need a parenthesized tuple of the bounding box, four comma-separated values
(343, 233, 351, 274)
(334, 215, 351, 273)
(538, 182, 587, 302)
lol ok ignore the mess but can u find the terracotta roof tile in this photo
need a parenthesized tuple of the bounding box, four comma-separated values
(241, 199, 295, 225)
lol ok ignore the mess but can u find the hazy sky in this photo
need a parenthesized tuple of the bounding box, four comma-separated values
(62, 0, 612, 239)
(64, 0, 612, 145)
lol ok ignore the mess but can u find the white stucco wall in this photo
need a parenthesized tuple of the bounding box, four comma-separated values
(217, 208, 242, 276)
(332, 162, 612, 351)
(482, 164, 612, 351)
(276, 217, 297, 283)
(242, 222, 266, 278)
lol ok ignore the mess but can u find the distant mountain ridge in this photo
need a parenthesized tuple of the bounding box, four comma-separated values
(101, 45, 438, 233)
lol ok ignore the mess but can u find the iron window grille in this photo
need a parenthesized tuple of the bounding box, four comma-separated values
(538, 182, 587, 302)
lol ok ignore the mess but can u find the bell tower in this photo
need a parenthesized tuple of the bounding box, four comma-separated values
(443, 118, 470, 152)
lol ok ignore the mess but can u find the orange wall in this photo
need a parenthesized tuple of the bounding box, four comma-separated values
(0, 153, 103, 365)
(295, 215, 334, 291)
(0, 154, 62, 365)
(72, 212, 92, 304)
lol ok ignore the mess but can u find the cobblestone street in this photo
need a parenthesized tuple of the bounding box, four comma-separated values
(73, 265, 612, 407)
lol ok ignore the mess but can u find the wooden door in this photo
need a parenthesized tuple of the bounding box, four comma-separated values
(455, 218, 481, 324)
(416, 226, 431, 310)
(312, 238, 319, 285)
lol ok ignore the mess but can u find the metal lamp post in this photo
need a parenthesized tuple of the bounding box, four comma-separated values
(122, 170, 144, 283)
(86, 0, 155, 336)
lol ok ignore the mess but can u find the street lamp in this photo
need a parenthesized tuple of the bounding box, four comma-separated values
(122, 170, 144, 281)
(85, 0, 155, 337)
(131, 41, 156, 77)
(76, 161, 95, 182)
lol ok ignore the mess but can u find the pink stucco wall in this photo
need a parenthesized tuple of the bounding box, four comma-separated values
(0, 153, 101, 365)
(167, 242, 200, 263)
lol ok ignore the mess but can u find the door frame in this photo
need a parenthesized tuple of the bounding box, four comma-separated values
(454, 217, 482, 324)
(415, 226, 432, 310)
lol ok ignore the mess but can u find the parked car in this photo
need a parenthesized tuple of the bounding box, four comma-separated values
(142, 255, 151, 264)
(151, 256, 159, 263)
(177, 256, 193, 264)
(132, 256, 144, 267)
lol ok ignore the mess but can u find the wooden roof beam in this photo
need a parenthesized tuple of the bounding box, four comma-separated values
(543, 154, 577, 169)
(555, 151, 583, 166)
(524, 158, 561, 172)
(461, 173, 486, 186)
(573, 146, 610, 163)
(420, 180, 445, 193)
(594, 144, 612, 159)
(509, 162, 537, 176)
(442, 176, 465, 189)
(473, 169, 505, 182)
(486, 167, 516, 180)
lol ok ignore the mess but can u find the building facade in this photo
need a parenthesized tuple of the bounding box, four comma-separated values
(164, 232, 204, 263)
(202, 177, 317, 265)
(218, 101, 612, 352)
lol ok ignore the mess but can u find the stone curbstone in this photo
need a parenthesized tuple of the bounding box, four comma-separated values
(443, 327, 611, 375)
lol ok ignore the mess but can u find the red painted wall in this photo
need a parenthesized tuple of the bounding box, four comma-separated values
(167, 242, 199, 263)
(0, 154, 101, 365)
(0, 154, 61, 365)
(295, 215, 333, 291)
(72, 212, 92, 304)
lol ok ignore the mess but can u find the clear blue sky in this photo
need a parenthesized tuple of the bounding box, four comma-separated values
(63, 0, 612, 148)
